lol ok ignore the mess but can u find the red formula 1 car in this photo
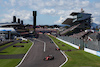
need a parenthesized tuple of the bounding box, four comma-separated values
(55, 48, 60, 50)
(43, 55, 54, 61)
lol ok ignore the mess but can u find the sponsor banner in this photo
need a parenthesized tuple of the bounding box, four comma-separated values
(97, 51, 100, 57)
(84, 48, 97, 55)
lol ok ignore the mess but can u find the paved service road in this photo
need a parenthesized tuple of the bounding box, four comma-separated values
(19, 34, 65, 67)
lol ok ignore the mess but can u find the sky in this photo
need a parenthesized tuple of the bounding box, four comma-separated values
(0, 0, 100, 25)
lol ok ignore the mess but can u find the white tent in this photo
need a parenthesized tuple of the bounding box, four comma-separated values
(0, 27, 17, 34)
(0, 27, 18, 39)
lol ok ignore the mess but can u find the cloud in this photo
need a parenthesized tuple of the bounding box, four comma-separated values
(54, 15, 71, 24)
(17, 0, 45, 10)
(39, 0, 91, 24)
(53, 0, 100, 25)
(92, 18, 100, 24)
(57, 10, 65, 15)
(9, 9, 32, 20)
(40, 8, 56, 15)
(54, 16, 64, 24)
(1, 14, 13, 23)
(95, 3, 100, 8)
(1, 0, 100, 25)
(1, 9, 32, 23)
(9, 0, 16, 6)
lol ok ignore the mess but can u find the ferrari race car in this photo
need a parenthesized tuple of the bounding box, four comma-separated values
(43, 55, 54, 61)
(55, 48, 60, 50)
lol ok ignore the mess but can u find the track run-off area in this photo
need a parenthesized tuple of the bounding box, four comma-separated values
(17, 34, 66, 67)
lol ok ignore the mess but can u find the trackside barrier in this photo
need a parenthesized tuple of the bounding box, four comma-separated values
(56, 37, 100, 57)
(49, 34, 80, 49)
(56, 37, 79, 49)
(84, 48, 100, 57)
(84, 48, 97, 55)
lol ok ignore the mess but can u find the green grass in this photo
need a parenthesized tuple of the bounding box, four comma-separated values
(0, 42, 13, 48)
(49, 35, 100, 67)
(0, 40, 33, 67)
(49, 35, 75, 50)
(0, 41, 32, 55)
(0, 59, 21, 67)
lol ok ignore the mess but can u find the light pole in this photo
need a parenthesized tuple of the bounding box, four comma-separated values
(33, 11, 37, 35)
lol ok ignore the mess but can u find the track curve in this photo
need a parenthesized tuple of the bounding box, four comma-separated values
(18, 34, 66, 67)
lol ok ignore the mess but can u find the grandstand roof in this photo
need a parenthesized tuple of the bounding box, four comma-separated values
(0, 27, 17, 34)
(70, 12, 80, 16)
(62, 18, 74, 25)
(70, 12, 91, 16)
(0, 23, 21, 27)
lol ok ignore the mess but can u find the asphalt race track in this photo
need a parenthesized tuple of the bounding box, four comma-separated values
(19, 34, 65, 67)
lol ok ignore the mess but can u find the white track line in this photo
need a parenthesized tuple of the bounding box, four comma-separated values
(44, 42, 46, 52)
(47, 35, 68, 67)
(16, 40, 34, 67)
(35, 39, 46, 52)
(59, 51, 68, 67)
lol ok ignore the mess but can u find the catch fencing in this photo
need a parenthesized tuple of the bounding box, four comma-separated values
(57, 35, 100, 51)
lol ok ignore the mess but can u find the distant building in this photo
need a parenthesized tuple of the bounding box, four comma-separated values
(0, 27, 17, 39)
(0, 22, 24, 29)
(0, 22, 26, 39)
(63, 12, 92, 30)
(61, 9, 92, 35)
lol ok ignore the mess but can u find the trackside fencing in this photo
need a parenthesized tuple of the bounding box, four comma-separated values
(56, 35, 100, 57)
(57, 36, 84, 49)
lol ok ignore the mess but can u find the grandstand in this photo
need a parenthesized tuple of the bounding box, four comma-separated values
(69, 31, 87, 38)
(60, 24, 80, 35)
(57, 9, 100, 52)
(60, 9, 92, 38)
(0, 16, 28, 39)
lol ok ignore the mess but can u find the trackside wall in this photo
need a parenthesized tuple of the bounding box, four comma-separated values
(56, 37, 100, 57)
(56, 37, 79, 49)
